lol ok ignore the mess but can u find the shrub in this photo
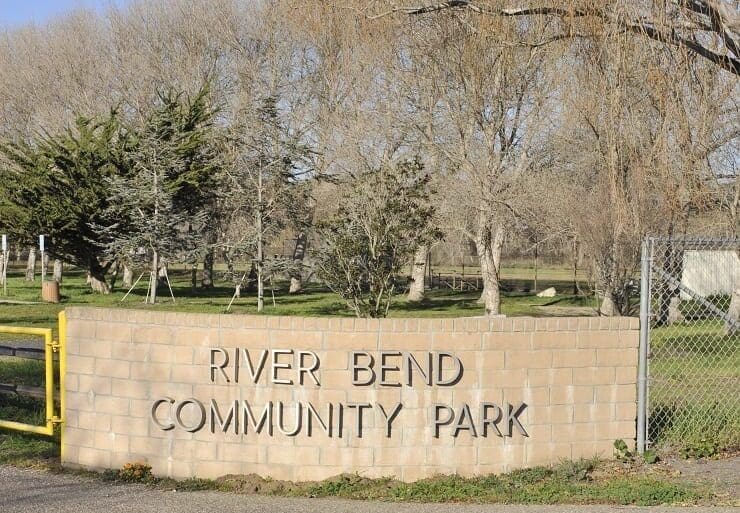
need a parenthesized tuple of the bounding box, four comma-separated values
(118, 462, 153, 483)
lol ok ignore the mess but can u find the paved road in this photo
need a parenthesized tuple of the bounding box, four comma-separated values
(1, 466, 738, 513)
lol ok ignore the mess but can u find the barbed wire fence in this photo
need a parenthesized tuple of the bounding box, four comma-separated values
(638, 237, 740, 455)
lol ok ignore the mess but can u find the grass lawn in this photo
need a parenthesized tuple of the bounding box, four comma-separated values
(0, 266, 596, 332)
(0, 394, 57, 466)
(648, 320, 740, 454)
(0, 357, 49, 388)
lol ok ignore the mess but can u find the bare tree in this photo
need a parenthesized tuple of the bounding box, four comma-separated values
(366, 1, 740, 76)
(543, 24, 736, 315)
(396, 12, 552, 315)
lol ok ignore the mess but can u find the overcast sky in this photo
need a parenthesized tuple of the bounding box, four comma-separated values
(0, 0, 127, 28)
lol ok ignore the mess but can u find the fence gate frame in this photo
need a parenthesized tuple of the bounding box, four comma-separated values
(0, 311, 66, 437)
(637, 236, 739, 453)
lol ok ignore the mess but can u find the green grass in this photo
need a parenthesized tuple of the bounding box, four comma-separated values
(0, 394, 58, 465)
(0, 357, 49, 388)
(381, 475, 699, 505)
(91, 457, 705, 506)
(0, 267, 594, 331)
(272, 459, 703, 505)
(649, 320, 739, 454)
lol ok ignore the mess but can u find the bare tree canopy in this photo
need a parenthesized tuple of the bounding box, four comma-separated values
(365, 1, 740, 76)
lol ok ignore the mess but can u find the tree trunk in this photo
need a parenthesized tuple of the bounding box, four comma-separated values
(289, 277, 302, 294)
(600, 290, 619, 316)
(223, 250, 235, 278)
(148, 250, 158, 304)
(597, 238, 627, 316)
(256, 166, 264, 312)
(109, 260, 119, 291)
(122, 263, 133, 288)
(245, 262, 258, 293)
(726, 288, 740, 335)
(41, 251, 49, 281)
(289, 230, 308, 294)
(475, 219, 504, 316)
(88, 264, 110, 294)
(25, 246, 36, 281)
(572, 237, 580, 295)
(257, 236, 264, 313)
(53, 259, 62, 283)
(0, 251, 5, 286)
(407, 245, 428, 302)
(656, 245, 684, 326)
(158, 259, 168, 285)
(533, 242, 538, 293)
(89, 275, 109, 294)
(201, 251, 214, 288)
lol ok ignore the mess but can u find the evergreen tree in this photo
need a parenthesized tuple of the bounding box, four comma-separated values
(100, 84, 222, 303)
(222, 96, 311, 311)
(0, 112, 130, 292)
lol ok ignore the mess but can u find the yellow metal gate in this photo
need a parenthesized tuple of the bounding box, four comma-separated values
(0, 311, 65, 436)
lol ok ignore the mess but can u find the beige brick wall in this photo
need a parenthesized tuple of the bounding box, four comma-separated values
(62, 307, 639, 482)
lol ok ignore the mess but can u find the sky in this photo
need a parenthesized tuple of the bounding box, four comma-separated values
(0, 0, 127, 28)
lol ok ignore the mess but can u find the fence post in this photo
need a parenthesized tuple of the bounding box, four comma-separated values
(637, 238, 651, 454)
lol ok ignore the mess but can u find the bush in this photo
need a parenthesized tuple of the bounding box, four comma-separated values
(314, 159, 441, 318)
(118, 462, 153, 483)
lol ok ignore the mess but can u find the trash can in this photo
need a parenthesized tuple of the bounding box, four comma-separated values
(41, 280, 60, 303)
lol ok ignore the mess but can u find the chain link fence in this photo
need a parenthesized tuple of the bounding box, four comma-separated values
(639, 237, 740, 455)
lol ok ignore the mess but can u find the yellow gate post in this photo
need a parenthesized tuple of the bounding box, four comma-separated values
(58, 310, 66, 458)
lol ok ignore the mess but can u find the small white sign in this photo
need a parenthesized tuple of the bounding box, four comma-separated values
(39, 234, 45, 252)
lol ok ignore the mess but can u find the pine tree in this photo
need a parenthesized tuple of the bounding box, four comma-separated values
(99, 84, 222, 303)
(222, 96, 311, 311)
(0, 112, 130, 293)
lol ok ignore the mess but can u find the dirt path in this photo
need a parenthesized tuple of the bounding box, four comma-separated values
(660, 455, 740, 503)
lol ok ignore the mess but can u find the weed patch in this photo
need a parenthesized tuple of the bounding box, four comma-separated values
(295, 459, 704, 505)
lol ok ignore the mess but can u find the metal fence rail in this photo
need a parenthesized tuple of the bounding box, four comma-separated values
(0, 382, 59, 400)
(0, 345, 46, 360)
(638, 237, 740, 453)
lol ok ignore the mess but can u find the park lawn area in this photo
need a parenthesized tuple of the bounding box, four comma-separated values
(0, 267, 591, 332)
(0, 394, 58, 466)
(0, 357, 49, 388)
(647, 321, 740, 454)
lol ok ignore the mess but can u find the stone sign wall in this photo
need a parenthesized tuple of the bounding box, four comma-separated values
(62, 307, 639, 482)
